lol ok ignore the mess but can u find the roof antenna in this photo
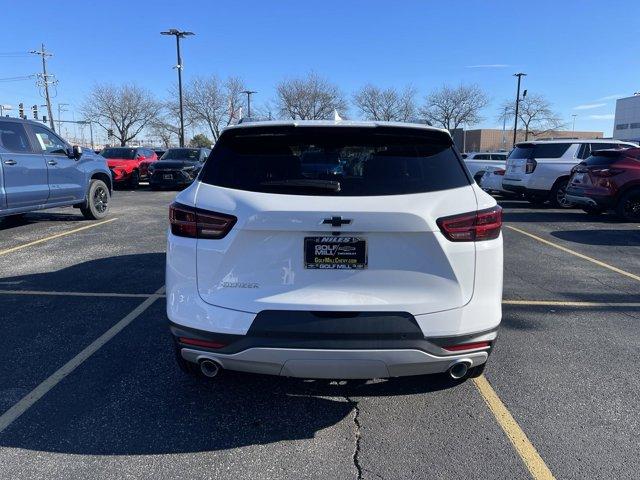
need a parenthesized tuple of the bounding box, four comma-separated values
(333, 109, 343, 122)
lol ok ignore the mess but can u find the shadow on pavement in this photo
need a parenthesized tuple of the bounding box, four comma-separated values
(0, 253, 165, 294)
(0, 211, 84, 231)
(550, 229, 640, 246)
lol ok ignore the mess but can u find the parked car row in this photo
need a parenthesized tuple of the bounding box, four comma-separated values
(470, 139, 639, 220)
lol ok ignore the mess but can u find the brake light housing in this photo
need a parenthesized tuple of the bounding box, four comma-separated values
(525, 158, 537, 174)
(494, 168, 505, 176)
(169, 202, 237, 239)
(590, 168, 625, 177)
(437, 206, 502, 242)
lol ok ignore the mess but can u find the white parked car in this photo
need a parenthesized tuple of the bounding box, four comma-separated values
(463, 152, 508, 182)
(502, 139, 635, 207)
(167, 120, 503, 382)
(479, 166, 511, 195)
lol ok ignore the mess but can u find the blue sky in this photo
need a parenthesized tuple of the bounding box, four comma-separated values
(1, 0, 638, 139)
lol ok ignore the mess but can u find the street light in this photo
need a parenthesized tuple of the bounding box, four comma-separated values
(241, 90, 257, 119)
(0, 104, 12, 116)
(572, 114, 577, 133)
(512, 73, 527, 147)
(161, 28, 195, 147)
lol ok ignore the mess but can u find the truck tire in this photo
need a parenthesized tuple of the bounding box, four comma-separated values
(81, 179, 110, 220)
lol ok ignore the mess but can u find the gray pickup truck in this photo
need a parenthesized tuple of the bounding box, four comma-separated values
(0, 117, 112, 221)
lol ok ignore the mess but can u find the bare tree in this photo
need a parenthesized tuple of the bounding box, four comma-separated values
(183, 76, 244, 142)
(150, 119, 180, 148)
(81, 84, 160, 146)
(420, 84, 488, 130)
(276, 72, 348, 120)
(353, 85, 417, 122)
(499, 94, 564, 140)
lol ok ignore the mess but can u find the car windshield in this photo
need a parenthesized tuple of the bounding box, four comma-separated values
(101, 148, 136, 159)
(161, 148, 200, 160)
(200, 126, 469, 196)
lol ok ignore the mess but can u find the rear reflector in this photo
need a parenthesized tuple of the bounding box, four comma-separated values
(169, 202, 237, 239)
(443, 341, 490, 352)
(437, 206, 502, 242)
(178, 337, 227, 349)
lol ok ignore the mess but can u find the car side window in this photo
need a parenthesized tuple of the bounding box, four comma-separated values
(577, 144, 590, 159)
(31, 125, 68, 155)
(0, 121, 33, 153)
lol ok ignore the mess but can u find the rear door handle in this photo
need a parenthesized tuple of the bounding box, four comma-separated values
(47, 160, 58, 166)
(3, 159, 17, 166)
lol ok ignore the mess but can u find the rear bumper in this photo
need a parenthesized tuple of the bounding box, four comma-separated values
(180, 345, 490, 378)
(565, 187, 615, 209)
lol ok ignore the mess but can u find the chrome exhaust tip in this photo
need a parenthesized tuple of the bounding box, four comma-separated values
(448, 361, 471, 380)
(199, 359, 221, 378)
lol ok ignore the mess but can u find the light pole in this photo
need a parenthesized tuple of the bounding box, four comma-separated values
(0, 104, 11, 116)
(512, 73, 527, 147)
(161, 29, 195, 147)
(572, 114, 577, 133)
(57, 103, 69, 132)
(241, 90, 257, 118)
(502, 106, 508, 150)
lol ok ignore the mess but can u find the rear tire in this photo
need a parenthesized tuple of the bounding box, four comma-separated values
(80, 179, 110, 220)
(550, 179, 575, 208)
(616, 188, 640, 220)
(129, 170, 140, 189)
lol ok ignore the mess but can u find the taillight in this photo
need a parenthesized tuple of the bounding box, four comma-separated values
(590, 168, 625, 177)
(169, 202, 237, 239)
(495, 168, 505, 176)
(437, 206, 502, 242)
(525, 158, 537, 173)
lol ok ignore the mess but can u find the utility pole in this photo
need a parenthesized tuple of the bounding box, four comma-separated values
(161, 29, 195, 147)
(241, 90, 257, 118)
(512, 73, 526, 147)
(572, 114, 577, 133)
(30, 44, 56, 132)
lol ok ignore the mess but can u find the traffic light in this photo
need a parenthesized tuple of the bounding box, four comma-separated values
(32, 105, 38, 119)
(107, 129, 114, 138)
(42, 115, 47, 123)
(18, 103, 24, 118)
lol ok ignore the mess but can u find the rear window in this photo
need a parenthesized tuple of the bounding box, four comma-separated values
(101, 148, 136, 159)
(509, 143, 571, 159)
(200, 127, 469, 196)
(162, 148, 200, 160)
(583, 152, 623, 167)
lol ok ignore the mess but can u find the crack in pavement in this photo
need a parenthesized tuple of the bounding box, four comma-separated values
(345, 396, 363, 480)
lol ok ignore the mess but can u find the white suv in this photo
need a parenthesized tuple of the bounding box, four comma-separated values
(502, 139, 635, 207)
(166, 121, 503, 382)
(463, 152, 508, 183)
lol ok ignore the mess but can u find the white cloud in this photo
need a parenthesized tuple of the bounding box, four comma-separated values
(586, 114, 614, 120)
(574, 103, 606, 110)
(465, 64, 509, 68)
(598, 94, 625, 101)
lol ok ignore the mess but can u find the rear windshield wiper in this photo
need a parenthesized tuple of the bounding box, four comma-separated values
(259, 179, 341, 192)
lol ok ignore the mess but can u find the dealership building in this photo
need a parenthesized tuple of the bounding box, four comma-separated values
(613, 94, 640, 142)
(451, 128, 603, 152)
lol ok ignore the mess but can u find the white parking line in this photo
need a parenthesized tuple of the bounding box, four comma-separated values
(0, 285, 165, 434)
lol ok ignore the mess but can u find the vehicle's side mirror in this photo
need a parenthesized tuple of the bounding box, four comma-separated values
(66, 146, 82, 159)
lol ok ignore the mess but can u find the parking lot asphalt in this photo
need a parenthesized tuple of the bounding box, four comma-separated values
(1, 189, 639, 480)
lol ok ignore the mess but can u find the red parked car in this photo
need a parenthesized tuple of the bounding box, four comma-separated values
(100, 147, 158, 188)
(566, 147, 640, 220)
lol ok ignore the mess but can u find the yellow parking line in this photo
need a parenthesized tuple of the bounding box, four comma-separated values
(0, 286, 165, 434)
(0, 218, 118, 256)
(506, 226, 640, 283)
(0, 289, 163, 298)
(474, 375, 555, 480)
